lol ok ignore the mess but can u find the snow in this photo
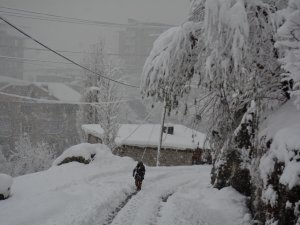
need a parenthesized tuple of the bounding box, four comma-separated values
(0, 76, 80, 102)
(141, 21, 198, 105)
(52, 143, 110, 166)
(0, 143, 249, 225)
(259, 100, 300, 140)
(276, 0, 300, 107)
(204, 0, 250, 70)
(82, 124, 209, 150)
(45, 83, 81, 102)
(261, 185, 278, 207)
(0, 174, 13, 198)
(259, 100, 300, 190)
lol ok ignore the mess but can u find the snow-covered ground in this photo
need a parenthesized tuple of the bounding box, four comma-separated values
(0, 144, 250, 225)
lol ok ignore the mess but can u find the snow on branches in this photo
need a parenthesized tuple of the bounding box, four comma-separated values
(79, 42, 121, 150)
(9, 134, 55, 176)
(204, 0, 249, 73)
(276, 0, 300, 107)
(141, 22, 200, 109)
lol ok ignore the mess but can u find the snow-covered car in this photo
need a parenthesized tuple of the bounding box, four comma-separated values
(0, 174, 13, 200)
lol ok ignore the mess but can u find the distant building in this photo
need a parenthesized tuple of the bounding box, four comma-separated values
(118, 19, 170, 123)
(118, 19, 170, 76)
(0, 23, 25, 80)
(0, 77, 80, 156)
(82, 123, 211, 166)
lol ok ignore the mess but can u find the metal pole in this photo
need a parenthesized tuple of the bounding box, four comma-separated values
(157, 98, 167, 167)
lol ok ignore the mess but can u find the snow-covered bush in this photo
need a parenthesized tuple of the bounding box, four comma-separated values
(9, 134, 55, 176)
(259, 123, 300, 224)
(52, 143, 101, 166)
(0, 174, 13, 200)
(52, 143, 133, 167)
(276, 0, 300, 107)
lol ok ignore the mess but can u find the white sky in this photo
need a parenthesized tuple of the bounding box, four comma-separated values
(0, 0, 190, 52)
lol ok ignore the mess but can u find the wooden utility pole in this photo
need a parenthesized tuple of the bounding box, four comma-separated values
(157, 98, 167, 167)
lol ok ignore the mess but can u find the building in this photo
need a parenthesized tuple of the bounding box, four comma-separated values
(82, 123, 211, 166)
(118, 19, 170, 123)
(118, 19, 170, 76)
(0, 23, 25, 80)
(0, 77, 80, 156)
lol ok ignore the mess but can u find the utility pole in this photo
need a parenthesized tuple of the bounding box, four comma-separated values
(157, 98, 167, 167)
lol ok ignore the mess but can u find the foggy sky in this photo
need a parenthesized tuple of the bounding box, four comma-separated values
(0, 0, 190, 52)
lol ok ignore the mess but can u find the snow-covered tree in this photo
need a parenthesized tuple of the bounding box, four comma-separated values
(9, 134, 55, 176)
(96, 65, 121, 150)
(141, 22, 200, 112)
(142, 0, 284, 150)
(276, 0, 300, 107)
(79, 41, 121, 150)
(142, 0, 297, 224)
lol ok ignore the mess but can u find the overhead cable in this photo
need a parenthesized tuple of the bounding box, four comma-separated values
(0, 91, 144, 105)
(0, 16, 139, 88)
(0, 6, 173, 28)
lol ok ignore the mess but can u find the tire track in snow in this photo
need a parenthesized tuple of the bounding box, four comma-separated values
(106, 170, 197, 225)
(103, 191, 138, 225)
(152, 191, 175, 225)
(100, 171, 171, 225)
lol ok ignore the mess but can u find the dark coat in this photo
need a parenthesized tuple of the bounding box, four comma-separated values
(133, 163, 145, 181)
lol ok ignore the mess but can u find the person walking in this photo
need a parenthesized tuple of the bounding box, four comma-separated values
(133, 161, 145, 191)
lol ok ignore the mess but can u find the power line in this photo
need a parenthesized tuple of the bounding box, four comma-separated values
(0, 44, 149, 57)
(0, 91, 144, 105)
(0, 6, 173, 28)
(0, 55, 74, 65)
(0, 16, 139, 88)
(0, 54, 144, 73)
(0, 11, 127, 28)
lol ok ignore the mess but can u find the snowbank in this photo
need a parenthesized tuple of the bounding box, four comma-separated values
(156, 171, 250, 225)
(0, 143, 135, 225)
(52, 143, 110, 166)
(0, 174, 13, 199)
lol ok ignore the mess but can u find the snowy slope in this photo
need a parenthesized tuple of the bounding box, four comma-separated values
(0, 144, 249, 225)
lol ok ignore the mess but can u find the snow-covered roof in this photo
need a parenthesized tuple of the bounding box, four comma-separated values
(0, 76, 81, 102)
(45, 83, 81, 102)
(82, 124, 209, 150)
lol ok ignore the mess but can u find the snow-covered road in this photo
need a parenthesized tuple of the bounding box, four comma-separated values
(101, 166, 249, 225)
(0, 145, 250, 225)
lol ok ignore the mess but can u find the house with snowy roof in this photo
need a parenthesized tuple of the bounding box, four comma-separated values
(0, 77, 80, 156)
(82, 124, 211, 166)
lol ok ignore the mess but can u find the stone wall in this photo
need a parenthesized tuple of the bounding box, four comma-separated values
(115, 145, 201, 166)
